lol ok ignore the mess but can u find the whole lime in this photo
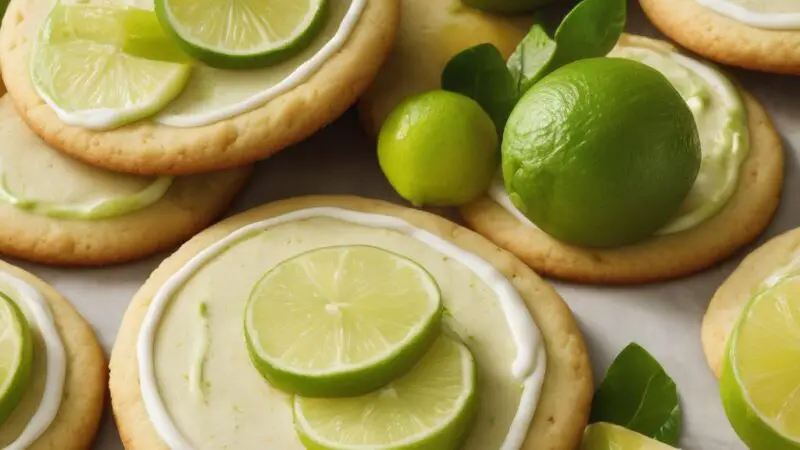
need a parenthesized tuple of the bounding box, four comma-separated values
(462, 0, 559, 14)
(378, 90, 499, 207)
(502, 57, 701, 248)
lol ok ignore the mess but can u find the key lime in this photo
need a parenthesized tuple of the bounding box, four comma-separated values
(294, 335, 477, 450)
(582, 423, 677, 449)
(155, 0, 328, 69)
(0, 293, 33, 426)
(378, 90, 499, 207)
(462, 0, 558, 14)
(244, 245, 442, 397)
(30, 4, 191, 130)
(720, 276, 800, 450)
(502, 57, 701, 247)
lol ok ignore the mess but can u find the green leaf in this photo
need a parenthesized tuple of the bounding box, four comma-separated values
(590, 343, 682, 446)
(441, 43, 519, 133)
(506, 23, 557, 95)
(550, 0, 627, 68)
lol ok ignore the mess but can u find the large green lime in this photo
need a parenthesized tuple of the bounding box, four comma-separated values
(378, 90, 499, 207)
(462, 0, 558, 14)
(502, 57, 701, 248)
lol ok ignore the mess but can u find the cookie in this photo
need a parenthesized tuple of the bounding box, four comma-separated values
(358, 0, 532, 136)
(0, 0, 399, 175)
(0, 259, 106, 449)
(110, 196, 593, 450)
(0, 91, 251, 266)
(640, 0, 800, 74)
(702, 228, 800, 378)
(460, 36, 783, 284)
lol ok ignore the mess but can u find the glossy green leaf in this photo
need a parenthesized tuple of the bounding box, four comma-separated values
(590, 343, 682, 446)
(441, 43, 518, 132)
(550, 0, 626, 68)
(506, 23, 557, 95)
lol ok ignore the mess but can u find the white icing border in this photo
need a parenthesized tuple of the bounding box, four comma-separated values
(137, 207, 547, 450)
(695, 0, 800, 30)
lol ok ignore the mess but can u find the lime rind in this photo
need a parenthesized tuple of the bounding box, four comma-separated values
(155, 0, 329, 69)
(721, 276, 800, 450)
(293, 336, 478, 450)
(0, 292, 33, 426)
(244, 245, 443, 397)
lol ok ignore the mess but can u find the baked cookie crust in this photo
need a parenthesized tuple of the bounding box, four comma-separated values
(110, 195, 593, 450)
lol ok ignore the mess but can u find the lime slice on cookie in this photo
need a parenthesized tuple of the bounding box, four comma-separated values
(720, 276, 800, 450)
(31, 4, 191, 130)
(0, 293, 33, 426)
(582, 423, 676, 449)
(155, 0, 328, 69)
(244, 245, 442, 397)
(294, 335, 478, 450)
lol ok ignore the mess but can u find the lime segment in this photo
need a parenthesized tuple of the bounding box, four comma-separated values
(721, 276, 800, 450)
(244, 245, 442, 397)
(582, 423, 677, 449)
(0, 293, 33, 426)
(31, 4, 191, 130)
(294, 335, 477, 450)
(156, 0, 328, 69)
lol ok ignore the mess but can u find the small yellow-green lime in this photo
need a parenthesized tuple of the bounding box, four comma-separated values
(0, 293, 34, 426)
(155, 0, 328, 69)
(462, 0, 559, 14)
(31, 4, 191, 130)
(244, 245, 442, 398)
(378, 90, 499, 207)
(294, 335, 478, 450)
(581, 423, 677, 449)
(502, 57, 701, 247)
(720, 276, 800, 450)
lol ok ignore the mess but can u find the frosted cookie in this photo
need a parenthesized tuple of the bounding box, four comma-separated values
(0, 0, 399, 174)
(358, 0, 532, 136)
(110, 196, 593, 450)
(0, 259, 106, 449)
(460, 35, 783, 284)
(0, 91, 250, 265)
(640, 0, 800, 74)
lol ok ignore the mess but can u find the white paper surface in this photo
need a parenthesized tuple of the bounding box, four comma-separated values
(9, 5, 798, 449)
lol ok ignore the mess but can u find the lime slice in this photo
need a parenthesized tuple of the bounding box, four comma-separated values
(720, 276, 800, 450)
(30, 4, 191, 130)
(155, 0, 328, 69)
(0, 293, 33, 426)
(582, 423, 677, 449)
(244, 245, 442, 397)
(294, 335, 477, 450)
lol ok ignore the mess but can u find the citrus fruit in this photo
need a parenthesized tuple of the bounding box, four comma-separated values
(378, 90, 499, 207)
(462, 0, 558, 14)
(294, 335, 478, 450)
(30, 3, 191, 130)
(155, 0, 328, 69)
(502, 57, 701, 248)
(582, 423, 677, 449)
(0, 292, 34, 426)
(244, 245, 442, 397)
(720, 275, 800, 450)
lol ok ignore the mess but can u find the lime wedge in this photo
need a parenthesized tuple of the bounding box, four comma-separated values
(294, 335, 477, 450)
(155, 0, 328, 69)
(0, 293, 33, 426)
(582, 423, 677, 449)
(720, 276, 800, 450)
(244, 245, 442, 397)
(31, 4, 191, 130)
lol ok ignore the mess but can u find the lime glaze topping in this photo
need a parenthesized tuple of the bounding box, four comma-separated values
(695, 0, 800, 30)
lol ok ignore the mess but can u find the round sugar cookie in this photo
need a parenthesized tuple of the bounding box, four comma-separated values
(702, 228, 800, 378)
(110, 196, 593, 450)
(0, 0, 399, 175)
(0, 89, 251, 266)
(460, 36, 784, 285)
(0, 259, 106, 449)
(640, 0, 800, 74)
(358, 0, 532, 136)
